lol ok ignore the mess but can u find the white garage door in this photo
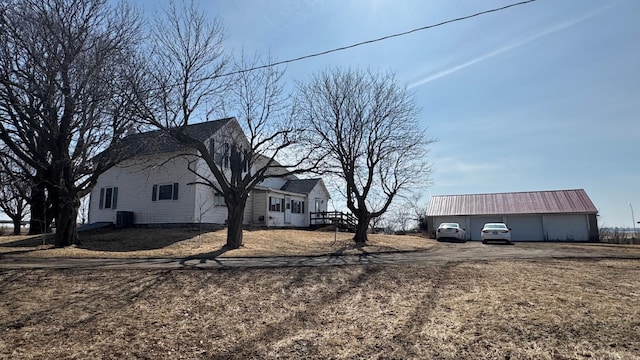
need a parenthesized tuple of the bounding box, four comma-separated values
(470, 216, 503, 241)
(505, 215, 544, 241)
(543, 214, 589, 241)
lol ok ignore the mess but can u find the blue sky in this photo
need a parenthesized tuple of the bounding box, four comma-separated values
(4, 0, 639, 228)
(198, 0, 638, 227)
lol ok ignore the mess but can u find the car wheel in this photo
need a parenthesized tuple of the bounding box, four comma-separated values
(482, 240, 487, 244)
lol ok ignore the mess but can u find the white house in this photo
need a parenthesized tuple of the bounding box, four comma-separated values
(88, 118, 331, 228)
(426, 189, 599, 241)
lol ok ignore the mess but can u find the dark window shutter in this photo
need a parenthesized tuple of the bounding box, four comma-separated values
(242, 149, 248, 172)
(208, 138, 215, 159)
(99, 188, 105, 209)
(112, 187, 118, 209)
(173, 183, 179, 200)
(281, 198, 285, 212)
(302, 201, 305, 214)
(152, 184, 157, 201)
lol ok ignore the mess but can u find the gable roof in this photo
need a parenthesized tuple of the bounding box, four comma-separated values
(280, 179, 322, 194)
(426, 189, 598, 216)
(109, 117, 234, 158)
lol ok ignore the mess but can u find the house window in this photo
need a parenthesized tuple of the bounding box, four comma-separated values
(98, 187, 118, 209)
(291, 200, 304, 214)
(152, 183, 179, 201)
(214, 192, 225, 206)
(269, 196, 284, 212)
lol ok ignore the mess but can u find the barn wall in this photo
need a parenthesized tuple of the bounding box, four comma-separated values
(431, 216, 469, 239)
(470, 216, 504, 241)
(429, 213, 596, 242)
(504, 215, 544, 241)
(543, 214, 590, 241)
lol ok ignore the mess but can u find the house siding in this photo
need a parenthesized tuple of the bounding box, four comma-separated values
(193, 183, 228, 225)
(307, 183, 330, 227)
(252, 190, 268, 225)
(90, 152, 198, 225)
(264, 192, 308, 227)
(89, 118, 332, 228)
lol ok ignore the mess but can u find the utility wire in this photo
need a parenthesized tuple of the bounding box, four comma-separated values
(220, 0, 537, 78)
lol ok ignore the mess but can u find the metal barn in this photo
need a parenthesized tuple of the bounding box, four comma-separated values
(426, 189, 599, 241)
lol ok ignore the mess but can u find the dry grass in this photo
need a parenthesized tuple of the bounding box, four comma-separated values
(1, 259, 639, 359)
(0, 228, 433, 259)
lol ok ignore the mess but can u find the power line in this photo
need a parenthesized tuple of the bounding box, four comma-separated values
(221, 0, 537, 78)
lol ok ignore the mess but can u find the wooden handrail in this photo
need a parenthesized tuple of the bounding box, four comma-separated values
(310, 211, 357, 231)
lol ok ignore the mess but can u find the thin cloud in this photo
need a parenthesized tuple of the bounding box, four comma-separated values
(408, 4, 617, 89)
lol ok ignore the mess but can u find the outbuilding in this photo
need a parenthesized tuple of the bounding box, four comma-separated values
(426, 189, 599, 241)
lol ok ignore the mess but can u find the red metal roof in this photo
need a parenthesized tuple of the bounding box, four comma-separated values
(426, 189, 598, 216)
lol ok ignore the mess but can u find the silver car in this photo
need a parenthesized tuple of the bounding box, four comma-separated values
(436, 223, 467, 241)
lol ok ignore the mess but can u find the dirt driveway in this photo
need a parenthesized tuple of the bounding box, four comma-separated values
(1, 241, 638, 270)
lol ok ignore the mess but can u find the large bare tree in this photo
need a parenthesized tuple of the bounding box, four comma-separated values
(0, 0, 144, 246)
(296, 68, 434, 245)
(137, 2, 316, 249)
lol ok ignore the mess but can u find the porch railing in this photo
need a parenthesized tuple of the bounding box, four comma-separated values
(309, 211, 357, 232)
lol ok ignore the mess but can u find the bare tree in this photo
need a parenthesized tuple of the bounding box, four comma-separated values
(0, 0, 144, 247)
(392, 205, 413, 233)
(136, 2, 316, 249)
(0, 148, 30, 235)
(404, 192, 429, 232)
(296, 68, 434, 245)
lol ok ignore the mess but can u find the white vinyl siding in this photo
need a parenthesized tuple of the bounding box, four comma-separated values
(90, 152, 197, 224)
(252, 190, 267, 224)
(263, 191, 309, 227)
(307, 182, 331, 227)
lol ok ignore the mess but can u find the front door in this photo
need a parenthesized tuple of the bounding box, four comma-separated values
(284, 196, 291, 224)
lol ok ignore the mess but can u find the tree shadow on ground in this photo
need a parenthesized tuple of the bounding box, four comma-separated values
(436, 238, 468, 244)
(183, 245, 230, 260)
(0, 235, 53, 248)
(178, 245, 231, 268)
(330, 241, 370, 256)
(75, 227, 215, 252)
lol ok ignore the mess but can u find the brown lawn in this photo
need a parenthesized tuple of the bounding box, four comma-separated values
(1, 228, 640, 359)
(1, 259, 639, 359)
(0, 227, 433, 258)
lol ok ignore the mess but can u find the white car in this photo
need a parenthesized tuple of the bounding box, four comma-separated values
(481, 223, 512, 244)
(436, 223, 466, 241)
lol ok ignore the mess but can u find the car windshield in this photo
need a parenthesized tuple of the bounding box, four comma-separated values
(440, 223, 459, 228)
(485, 224, 507, 229)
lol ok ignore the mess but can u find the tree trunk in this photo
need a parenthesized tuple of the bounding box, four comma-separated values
(54, 200, 80, 248)
(12, 217, 22, 235)
(226, 200, 246, 249)
(28, 182, 48, 235)
(353, 213, 370, 246)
